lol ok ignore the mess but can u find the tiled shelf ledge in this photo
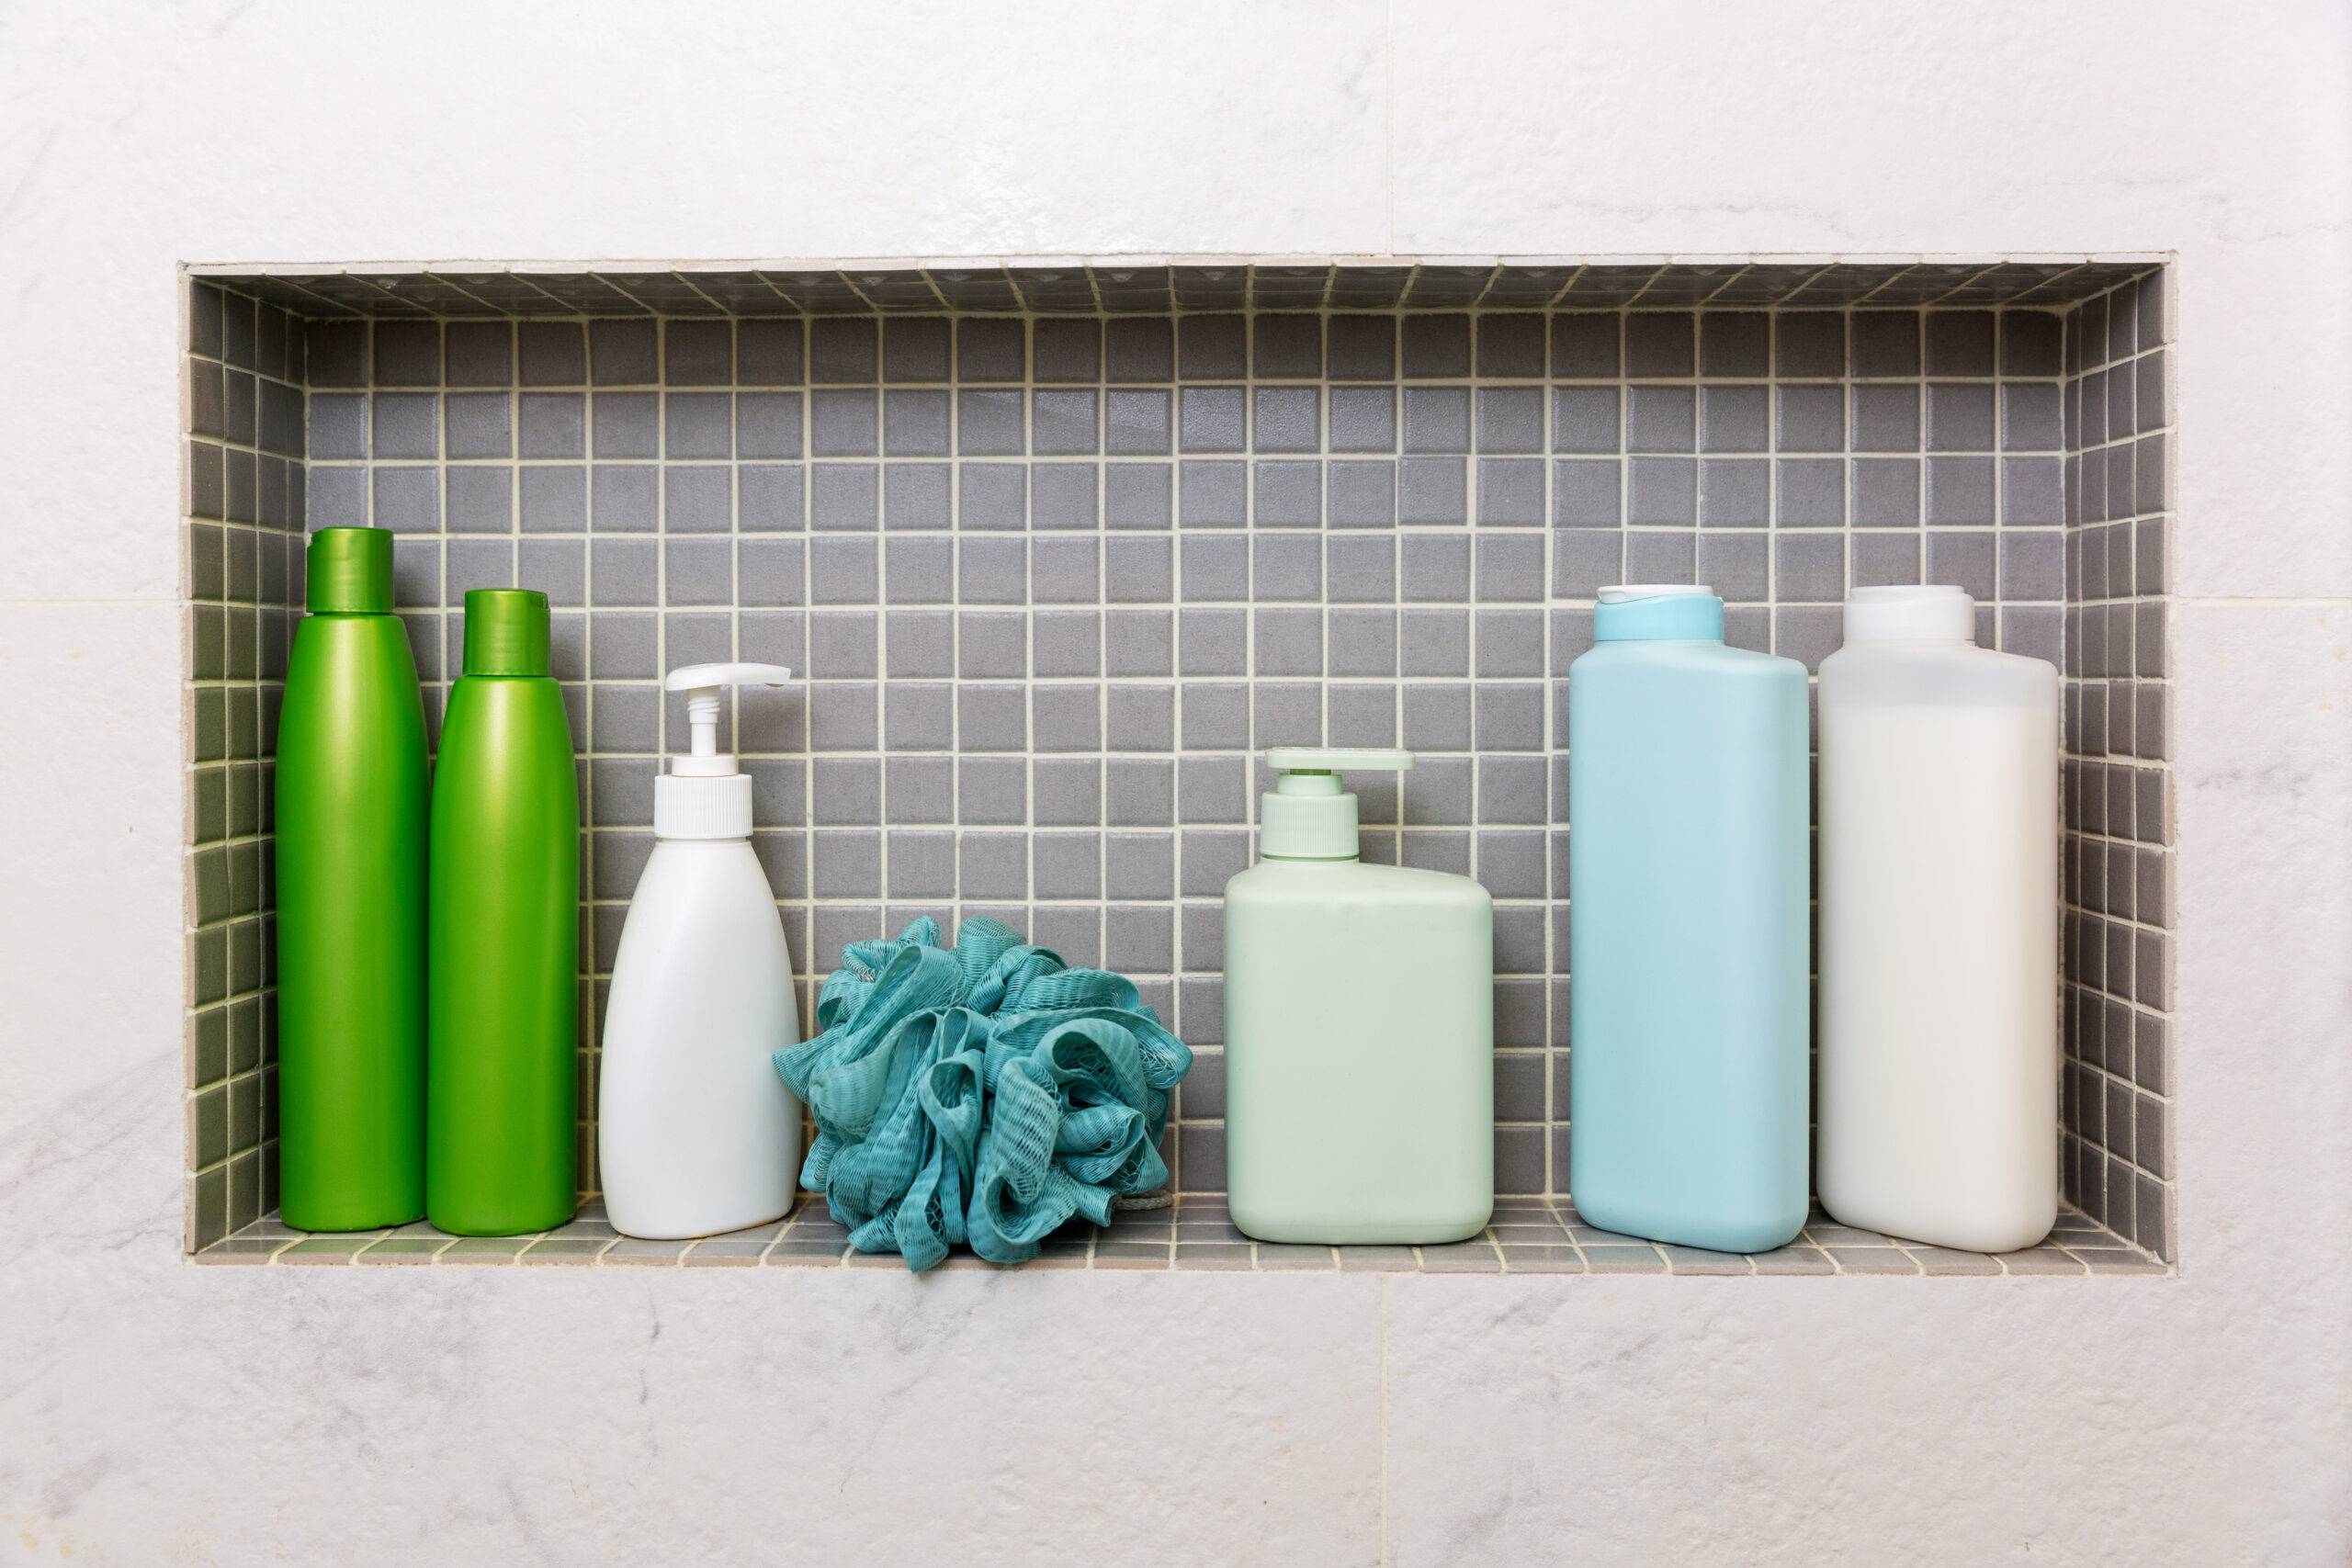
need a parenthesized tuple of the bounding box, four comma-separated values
(193, 1194, 2165, 1276)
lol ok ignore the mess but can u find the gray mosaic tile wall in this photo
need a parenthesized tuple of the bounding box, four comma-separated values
(179, 263, 2173, 1259)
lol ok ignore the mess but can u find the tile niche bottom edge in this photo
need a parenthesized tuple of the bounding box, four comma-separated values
(191, 1193, 2168, 1277)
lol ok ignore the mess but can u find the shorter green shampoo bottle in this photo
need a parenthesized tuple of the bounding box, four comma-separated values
(426, 589, 581, 1235)
(1224, 748, 1495, 1245)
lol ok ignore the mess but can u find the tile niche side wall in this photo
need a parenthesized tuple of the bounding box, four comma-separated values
(182, 283, 306, 1247)
(2060, 273, 2176, 1258)
(178, 266, 2176, 1260)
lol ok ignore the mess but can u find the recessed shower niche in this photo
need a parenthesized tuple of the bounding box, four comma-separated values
(180, 257, 2175, 1273)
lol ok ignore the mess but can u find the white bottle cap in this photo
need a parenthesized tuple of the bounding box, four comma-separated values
(1844, 584, 1975, 643)
(654, 662, 795, 840)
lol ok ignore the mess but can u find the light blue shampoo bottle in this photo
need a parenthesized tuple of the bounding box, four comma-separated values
(1567, 586, 1810, 1253)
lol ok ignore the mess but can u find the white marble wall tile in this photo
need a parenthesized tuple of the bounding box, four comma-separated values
(2170, 604, 2352, 1268)
(0, 1260, 1383, 1564)
(1382, 1274, 2345, 1565)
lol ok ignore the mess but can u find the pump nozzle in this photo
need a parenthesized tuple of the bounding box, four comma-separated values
(655, 662, 795, 840)
(1261, 748, 1416, 861)
(1266, 747, 1415, 778)
(663, 662, 794, 778)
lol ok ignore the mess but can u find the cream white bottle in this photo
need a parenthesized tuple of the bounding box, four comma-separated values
(599, 662, 804, 1240)
(1816, 587, 2059, 1253)
(1224, 748, 1495, 1245)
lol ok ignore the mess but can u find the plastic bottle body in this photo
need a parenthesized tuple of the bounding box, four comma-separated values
(1224, 858, 1494, 1245)
(598, 838, 804, 1239)
(426, 674, 580, 1235)
(1816, 639, 2059, 1252)
(1567, 637, 1811, 1253)
(274, 612, 428, 1230)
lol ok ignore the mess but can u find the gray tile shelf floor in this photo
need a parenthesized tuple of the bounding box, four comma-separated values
(194, 1194, 2167, 1275)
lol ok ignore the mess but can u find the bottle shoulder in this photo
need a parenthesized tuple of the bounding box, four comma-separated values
(1820, 642, 2057, 707)
(439, 673, 577, 743)
(1227, 858, 1492, 907)
(641, 836, 774, 883)
(614, 844, 790, 968)
(277, 622, 427, 761)
(1572, 640, 1804, 682)
(284, 615, 423, 689)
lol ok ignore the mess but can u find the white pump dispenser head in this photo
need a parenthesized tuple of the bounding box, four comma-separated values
(655, 662, 794, 840)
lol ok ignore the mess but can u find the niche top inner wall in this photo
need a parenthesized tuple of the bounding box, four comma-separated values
(189, 258, 2163, 317)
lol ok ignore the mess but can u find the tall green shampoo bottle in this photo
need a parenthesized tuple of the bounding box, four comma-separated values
(426, 589, 581, 1235)
(275, 527, 428, 1230)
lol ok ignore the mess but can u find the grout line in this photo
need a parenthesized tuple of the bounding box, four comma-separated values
(1378, 1273, 1392, 1563)
(1381, 0, 1396, 259)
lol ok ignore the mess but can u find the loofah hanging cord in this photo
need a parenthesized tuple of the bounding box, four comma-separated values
(775, 916, 1192, 1271)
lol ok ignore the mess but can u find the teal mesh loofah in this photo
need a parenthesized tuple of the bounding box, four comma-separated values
(775, 916, 1192, 1270)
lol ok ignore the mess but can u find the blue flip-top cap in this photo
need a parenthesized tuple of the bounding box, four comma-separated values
(1592, 584, 1724, 642)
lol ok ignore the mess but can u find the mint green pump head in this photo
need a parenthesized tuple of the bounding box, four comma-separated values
(1260, 747, 1415, 860)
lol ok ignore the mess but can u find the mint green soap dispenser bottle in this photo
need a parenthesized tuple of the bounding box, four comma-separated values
(1224, 749, 1494, 1245)
(426, 589, 581, 1235)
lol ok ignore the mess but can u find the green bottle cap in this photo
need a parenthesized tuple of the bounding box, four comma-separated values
(461, 589, 551, 678)
(305, 527, 395, 614)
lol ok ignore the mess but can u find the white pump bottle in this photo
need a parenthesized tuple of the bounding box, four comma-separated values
(599, 662, 804, 1240)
